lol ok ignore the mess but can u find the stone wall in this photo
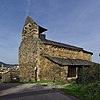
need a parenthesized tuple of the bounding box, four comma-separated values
(39, 56, 68, 81)
(19, 17, 41, 82)
(0, 71, 11, 82)
(43, 44, 92, 61)
(19, 33, 92, 82)
(38, 43, 92, 80)
(19, 37, 40, 82)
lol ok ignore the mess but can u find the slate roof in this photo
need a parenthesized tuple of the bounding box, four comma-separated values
(46, 56, 93, 66)
(42, 39, 83, 50)
(39, 26, 47, 34)
(40, 34, 93, 55)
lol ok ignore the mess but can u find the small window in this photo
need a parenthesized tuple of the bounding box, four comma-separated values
(67, 66, 76, 77)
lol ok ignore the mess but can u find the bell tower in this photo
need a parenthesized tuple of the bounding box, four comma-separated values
(19, 16, 47, 82)
(22, 16, 39, 40)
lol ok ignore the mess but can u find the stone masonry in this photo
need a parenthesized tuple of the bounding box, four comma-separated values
(19, 16, 93, 82)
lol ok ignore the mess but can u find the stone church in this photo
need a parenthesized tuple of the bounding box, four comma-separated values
(19, 16, 93, 82)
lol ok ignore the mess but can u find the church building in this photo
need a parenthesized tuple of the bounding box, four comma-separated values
(19, 16, 93, 82)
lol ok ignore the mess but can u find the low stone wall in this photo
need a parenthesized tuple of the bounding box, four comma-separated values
(0, 71, 11, 82)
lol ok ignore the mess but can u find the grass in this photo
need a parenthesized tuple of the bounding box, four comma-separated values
(54, 80, 69, 85)
(20, 80, 51, 84)
(37, 80, 51, 83)
(60, 81, 100, 100)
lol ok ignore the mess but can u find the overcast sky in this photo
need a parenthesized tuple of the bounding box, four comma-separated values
(0, 0, 100, 64)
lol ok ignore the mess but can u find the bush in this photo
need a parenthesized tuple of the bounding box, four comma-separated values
(77, 64, 100, 84)
(61, 64, 100, 100)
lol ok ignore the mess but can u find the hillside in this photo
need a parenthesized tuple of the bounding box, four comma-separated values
(0, 61, 18, 67)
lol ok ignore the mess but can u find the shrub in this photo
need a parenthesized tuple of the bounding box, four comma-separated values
(77, 63, 100, 84)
